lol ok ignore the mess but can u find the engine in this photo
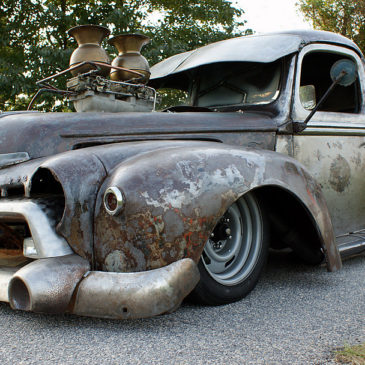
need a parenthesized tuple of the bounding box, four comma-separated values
(32, 24, 156, 113)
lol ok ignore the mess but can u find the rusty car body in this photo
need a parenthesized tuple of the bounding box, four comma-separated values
(0, 29, 364, 319)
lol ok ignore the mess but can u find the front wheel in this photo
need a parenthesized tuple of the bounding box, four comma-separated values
(192, 192, 269, 305)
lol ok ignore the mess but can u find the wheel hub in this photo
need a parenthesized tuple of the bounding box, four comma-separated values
(202, 194, 263, 286)
(210, 217, 232, 251)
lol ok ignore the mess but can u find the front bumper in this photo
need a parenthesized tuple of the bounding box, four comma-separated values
(1, 255, 199, 319)
(0, 199, 200, 319)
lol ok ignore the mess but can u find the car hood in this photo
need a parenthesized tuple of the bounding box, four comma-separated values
(0, 110, 277, 164)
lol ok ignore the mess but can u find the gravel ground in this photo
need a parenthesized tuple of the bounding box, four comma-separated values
(0, 251, 363, 365)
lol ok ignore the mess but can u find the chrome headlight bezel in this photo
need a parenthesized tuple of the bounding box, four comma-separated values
(103, 186, 125, 216)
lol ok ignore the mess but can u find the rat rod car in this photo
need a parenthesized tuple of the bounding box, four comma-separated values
(0, 27, 364, 319)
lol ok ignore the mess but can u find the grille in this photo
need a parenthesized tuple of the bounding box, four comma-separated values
(0, 220, 30, 267)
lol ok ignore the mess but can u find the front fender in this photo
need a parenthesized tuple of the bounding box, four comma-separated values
(94, 143, 341, 273)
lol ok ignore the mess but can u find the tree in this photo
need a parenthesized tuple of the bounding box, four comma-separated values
(0, 0, 250, 111)
(297, 0, 365, 53)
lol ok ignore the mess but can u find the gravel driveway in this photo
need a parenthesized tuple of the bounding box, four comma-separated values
(0, 251, 364, 365)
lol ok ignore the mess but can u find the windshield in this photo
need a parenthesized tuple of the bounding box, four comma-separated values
(194, 61, 281, 108)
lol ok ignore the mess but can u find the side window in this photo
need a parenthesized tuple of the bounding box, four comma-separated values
(300, 52, 360, 113)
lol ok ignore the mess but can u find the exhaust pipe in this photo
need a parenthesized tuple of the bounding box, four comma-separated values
(8, 254, 90, 313)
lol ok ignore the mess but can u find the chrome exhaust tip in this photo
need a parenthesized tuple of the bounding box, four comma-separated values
(8, 277, 31, 311)
(8, 254, 90, 313)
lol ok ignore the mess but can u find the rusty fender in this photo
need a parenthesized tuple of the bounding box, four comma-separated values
(94, 143, 342, 273)
(24, 141, 228, 262)
(3, 255, 198, 318)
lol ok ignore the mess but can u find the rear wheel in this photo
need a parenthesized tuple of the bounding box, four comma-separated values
(193, 192, 269, 305)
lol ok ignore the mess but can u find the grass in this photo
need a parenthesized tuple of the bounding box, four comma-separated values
(335, 343, 365, 364)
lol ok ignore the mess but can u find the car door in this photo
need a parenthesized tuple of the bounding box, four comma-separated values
(291, 43, 365, 251)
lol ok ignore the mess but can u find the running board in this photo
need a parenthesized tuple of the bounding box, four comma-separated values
(337, 230, 365, 258)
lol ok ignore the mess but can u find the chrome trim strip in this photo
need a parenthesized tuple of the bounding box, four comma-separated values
(0, 111, 39, 118)
(0, 200, 72, 258)
(0, 152, 30, 168)
(302, 127, 365, 136)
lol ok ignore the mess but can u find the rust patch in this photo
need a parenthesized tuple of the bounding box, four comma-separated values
(94, 197, 218, 272)
(105, 247, 146, 272)
(329, 155, 351, 193)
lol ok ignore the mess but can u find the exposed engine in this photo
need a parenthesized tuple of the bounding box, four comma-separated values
(29, 24, 156, 113)
(66, 73, 156, 113)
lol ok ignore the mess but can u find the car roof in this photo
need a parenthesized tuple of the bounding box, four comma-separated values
(150, 30, 363, 82)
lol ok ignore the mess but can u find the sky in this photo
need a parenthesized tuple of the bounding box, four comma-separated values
(235, 0, 312, 33)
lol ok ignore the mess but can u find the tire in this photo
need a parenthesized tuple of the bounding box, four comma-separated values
(192, 192, 269, 305)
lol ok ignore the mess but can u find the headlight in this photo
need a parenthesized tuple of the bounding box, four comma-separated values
(103, 187, 125, 216)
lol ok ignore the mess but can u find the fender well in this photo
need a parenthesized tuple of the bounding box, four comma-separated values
(253, 186, 326, 265)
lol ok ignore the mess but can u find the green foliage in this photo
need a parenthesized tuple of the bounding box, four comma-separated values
(0, 0, 249, 111)
(157, 88, 190, 110)
(297, 0, 365, 54)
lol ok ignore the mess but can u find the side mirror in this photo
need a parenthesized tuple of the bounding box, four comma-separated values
(299, 85, 316, 110)
(330, 59, 358, 87)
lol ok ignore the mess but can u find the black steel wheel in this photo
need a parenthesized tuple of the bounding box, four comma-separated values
(193, 192, 269, 305)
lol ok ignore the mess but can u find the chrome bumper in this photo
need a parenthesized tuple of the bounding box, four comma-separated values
(0, 199, 200, 318)
(0, 255, 200, 319)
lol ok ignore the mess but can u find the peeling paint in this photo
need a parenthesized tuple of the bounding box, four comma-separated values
(92, 143, 341, 273)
